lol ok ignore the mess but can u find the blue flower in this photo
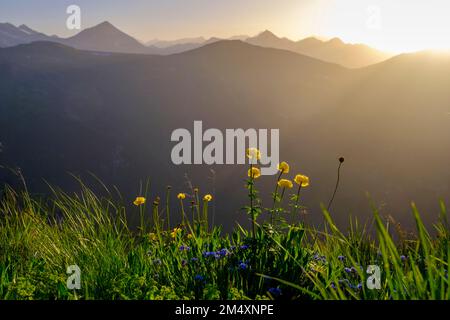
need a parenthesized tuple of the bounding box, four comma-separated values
(400, 255, 407, 262)
(313, 254, 327, 263)
(330, 282, 336, 289)
(268, 287, 282, 296)
(179, 245, 191, 251)
(202, 251, 217, 258)
(338, 255, 345, 262)
(181, 259, 188, 267)
(344, 267, 352, 273)
(238, 262, 248, 270)
(240, 245, 249, 250)
(191, 257, 199, 262)
(217, 248, 230, 256)
(194, 275, 205, 282)
(356, 283, 363, 290)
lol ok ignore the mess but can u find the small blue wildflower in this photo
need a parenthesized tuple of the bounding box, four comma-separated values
(330, 282, 336, 289)
(344, 267, 352, 273)
(191, 257, 199, 262)
(179, 245, 191, 251)
(313, 254, 327, 263)
(181, 259, 188, 267)
(238, 262, 248, 270)
(268, 287, 282, 296)
(350, 266, 359, 273)
(240, 245, 249, 250)
(400, 255, 407, 262)
(194, 275, 205, 282)
(202, 251, 216, 258)
(338, 255, 345, 262)
(356, 283, 363, 290)
(217, 248, 230, 257)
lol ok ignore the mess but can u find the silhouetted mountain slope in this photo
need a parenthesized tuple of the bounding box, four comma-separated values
(246, 30, 393, 68)
(0, 23, 53, 47)
(1, 22, 392, 67)
(61, 21, 149, 54)
(0, 41, 448, 230)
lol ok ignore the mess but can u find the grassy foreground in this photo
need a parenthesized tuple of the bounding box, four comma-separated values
(0, 162, 448, 300)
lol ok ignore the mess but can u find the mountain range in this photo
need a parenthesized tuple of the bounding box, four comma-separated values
(0, 39, 448, 230)
(0, 21, 393, 68)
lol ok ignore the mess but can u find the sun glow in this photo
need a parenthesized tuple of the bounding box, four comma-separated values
(305, 0, 450, 54)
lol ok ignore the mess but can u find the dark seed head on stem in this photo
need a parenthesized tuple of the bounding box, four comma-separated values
(339, 157, 345, 163)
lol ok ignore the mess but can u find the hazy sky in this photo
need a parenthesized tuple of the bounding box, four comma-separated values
(1, 0, 450, 53)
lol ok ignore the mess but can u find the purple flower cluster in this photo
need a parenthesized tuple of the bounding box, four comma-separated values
(336, 279, 363, 291)
(313, 254, 327, 263)
(179, 245, 191, 251)
(202, 248, 232, 260)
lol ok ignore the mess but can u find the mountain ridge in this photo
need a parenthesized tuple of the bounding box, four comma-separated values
(0, 21, 393, 67)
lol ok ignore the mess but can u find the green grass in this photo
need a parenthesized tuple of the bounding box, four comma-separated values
(0, 174, 448, 300)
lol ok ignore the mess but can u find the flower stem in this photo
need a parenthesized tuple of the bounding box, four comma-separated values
(271, 171, 283, 224)
(250, 163, 256, 239)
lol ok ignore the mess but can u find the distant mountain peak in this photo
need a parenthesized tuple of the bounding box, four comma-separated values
(257, 30, 278, 39)
(97, 21, 114, 27)
(63, 21, 148, 54)
(18, 24, 39, 35)
(88, 21, 121, 33)
(327, 37, 344, 45)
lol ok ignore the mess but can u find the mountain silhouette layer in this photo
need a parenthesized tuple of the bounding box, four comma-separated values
(0, 22, 393, 67)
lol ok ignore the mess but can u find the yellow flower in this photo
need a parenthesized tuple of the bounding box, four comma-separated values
(277, 161, 290, 173)
(203, 194, 213, 202)
(278, 179, 293, 189)
(170, 227, 182, 238)
(133, 196, 146, 206)
(246, 148, 261, 160)
(187, 233, 193, 239)
(177, 193, 186, 200)
(294, 174, 310, 187)
(149, 233, 157, 241)
(248, 167, 261, 179)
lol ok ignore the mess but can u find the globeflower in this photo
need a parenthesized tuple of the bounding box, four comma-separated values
(133, 196, 146, 206)
(177, 193, 186, 200)
(170, 227, 182, 238)
(246, 148, 261, 160)
(294, 174, 310, 187)
(277, 162, 290, 174)
(203, 194, 213, 202)
(248, 167, 261, 179)
(277, 179, 293, 189)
